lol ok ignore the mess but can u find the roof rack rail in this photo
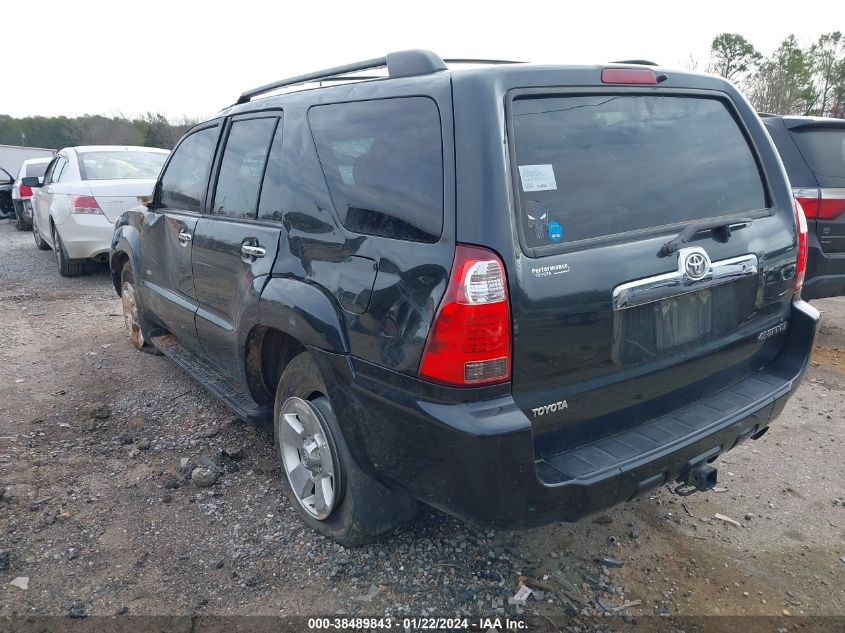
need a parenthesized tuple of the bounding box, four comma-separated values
(443, 58, 526, 65)
(236, 49, 447, 104)
(610, 59, 658, 66)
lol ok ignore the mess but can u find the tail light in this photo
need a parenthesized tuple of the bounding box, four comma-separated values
(794, 199, 808, 293)
(19, 184, 33, 197)
(793, 187, 845, 220)
(70, 195, 103, 215)
(418, 244, 511, 386)
(601, 68, 657, 85)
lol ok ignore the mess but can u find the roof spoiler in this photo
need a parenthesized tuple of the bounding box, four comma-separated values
(609, 59, 658, 66)
(236, 49, 447, 104)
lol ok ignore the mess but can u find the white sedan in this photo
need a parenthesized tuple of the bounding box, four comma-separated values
(27, 146, 169, 277)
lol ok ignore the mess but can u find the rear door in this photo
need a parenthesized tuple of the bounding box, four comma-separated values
(192, 112, 283, 379)
(33, 154, 67, 245)
(504, 91, 795, 452)
(140, 124, 221, 352)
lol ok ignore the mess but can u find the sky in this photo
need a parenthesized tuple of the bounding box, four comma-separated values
(3, 0, 841, 121)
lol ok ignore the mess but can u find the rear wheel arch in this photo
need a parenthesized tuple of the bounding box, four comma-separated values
(258, 277, 350, 353)
(243, 326, 307, 406)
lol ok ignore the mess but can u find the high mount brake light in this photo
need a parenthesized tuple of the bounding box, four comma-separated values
(418, 244, 511, 386)
(601, 68, 657, 85)
(70, 195, 103, 215)
(794, 199, 808, 294)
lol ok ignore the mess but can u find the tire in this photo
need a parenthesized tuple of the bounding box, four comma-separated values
(33, 219, 50, 250)
(274, 353, 419, 545)
(14, 207, 31, 231)
(52, 224, 84, 277)
(120, 261, 157, 354)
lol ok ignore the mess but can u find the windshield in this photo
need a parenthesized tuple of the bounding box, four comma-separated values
(78, 151, 168, 181)
(511, 95, 767, 249)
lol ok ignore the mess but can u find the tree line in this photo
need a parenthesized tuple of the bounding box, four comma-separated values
(708, 31, 844, 117)
(0, 113, 199, 151)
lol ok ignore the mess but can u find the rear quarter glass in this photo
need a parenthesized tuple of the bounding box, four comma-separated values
(308, 96, 444, 243)
(509, 94, 767, 251)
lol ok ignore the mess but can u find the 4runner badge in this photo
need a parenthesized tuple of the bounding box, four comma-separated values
(758, 322, 788, 341)
(532, 400, 568, 417)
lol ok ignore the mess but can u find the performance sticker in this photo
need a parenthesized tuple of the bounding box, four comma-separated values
(518, 164, 557, 191)
(531, 263, 570, 278)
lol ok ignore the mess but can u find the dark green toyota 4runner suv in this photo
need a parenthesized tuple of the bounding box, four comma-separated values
(111, 51, 818, 544)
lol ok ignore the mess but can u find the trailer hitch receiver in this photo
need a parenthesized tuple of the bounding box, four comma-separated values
(674, 464, 718, 497)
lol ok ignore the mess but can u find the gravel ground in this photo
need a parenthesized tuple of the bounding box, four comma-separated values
(0, 219, 843, 629)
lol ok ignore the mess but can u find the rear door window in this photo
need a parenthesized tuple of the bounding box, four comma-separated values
(789, 127, 845, 182)
(51, 156, 69, 183)
(258, 121, 285, 222)
(511, 95, 766, 249)
(212, 117, 278, 219)
(309, 97, 443, 243)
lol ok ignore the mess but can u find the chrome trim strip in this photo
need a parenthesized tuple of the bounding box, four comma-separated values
(612, 252, 758, 311)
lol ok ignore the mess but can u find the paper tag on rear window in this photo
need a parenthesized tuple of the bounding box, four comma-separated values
(518, 164, 557, 191)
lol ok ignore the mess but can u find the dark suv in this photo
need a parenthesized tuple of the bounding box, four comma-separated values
(111, 50, 818, 544)
(761, 114, 845, 299)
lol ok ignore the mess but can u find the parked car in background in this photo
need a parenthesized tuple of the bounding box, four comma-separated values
(761, 114, 845, 299)
(112, 51, 817, 545)
(0, 144, 55, 182)
(25, 146, 169, 277)
(0, 167, 14, 218)
(11, 157, 52, 230)
(0, 145, 56, 221)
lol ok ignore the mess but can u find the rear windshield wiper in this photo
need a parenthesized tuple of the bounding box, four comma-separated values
(660, 218, 755, 256)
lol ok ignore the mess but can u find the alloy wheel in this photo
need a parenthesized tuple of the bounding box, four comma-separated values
(278, 396, 338, 520)
(121, 281, 144, 349)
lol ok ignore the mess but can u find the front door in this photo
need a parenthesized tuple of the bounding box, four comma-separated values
(139, 123, 221, 353)
(192, 113, 283, 380)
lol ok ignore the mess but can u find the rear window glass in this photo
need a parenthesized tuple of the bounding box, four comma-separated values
(309, 97, 443, 243)
(511, 95, 766, 248)
(79, 151, 168, 181)
(789, 127, 845, 179)
(25, 162, 50, 178)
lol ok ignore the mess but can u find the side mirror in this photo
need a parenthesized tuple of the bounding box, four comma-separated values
(21, 176, 42, 188)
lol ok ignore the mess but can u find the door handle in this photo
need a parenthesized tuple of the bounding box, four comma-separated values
(178, 230, 192, 245)
(241, 243, 266, 258)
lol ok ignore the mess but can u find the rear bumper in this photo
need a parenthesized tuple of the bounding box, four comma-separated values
(57, 213, 114, 260)
(316, 300, 818, 528)
(804, 230, 845, 300)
